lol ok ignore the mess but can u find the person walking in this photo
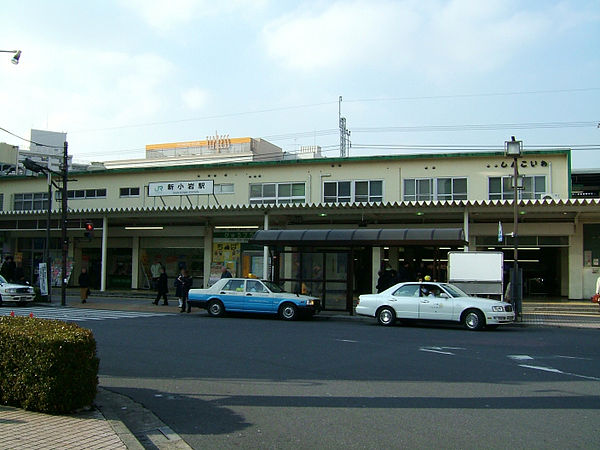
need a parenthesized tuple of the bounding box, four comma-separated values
(153, 267, 169, 305)
(175, 269, 193, 313)
(150, 259, 162, 290)
(79, 267, 91, 304)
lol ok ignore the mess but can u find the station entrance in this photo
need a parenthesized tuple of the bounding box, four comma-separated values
(250, 228, 467, 313)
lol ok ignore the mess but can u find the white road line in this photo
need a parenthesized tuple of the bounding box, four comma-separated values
(555, 355, 593, 361)
(420, 347, 454, 355)
(336, 339, 358, 343)
(519, 364, 600, 381)
(508, 355, 534, 361)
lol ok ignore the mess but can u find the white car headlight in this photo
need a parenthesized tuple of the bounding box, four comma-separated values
(306, 299, 314, 306)
(492, 305, 504, 312)
(6, 288, 16, 294)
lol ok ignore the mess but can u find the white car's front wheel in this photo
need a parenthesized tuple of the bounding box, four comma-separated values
(463, 309, 485, 331)
(377, 307, 396, 326)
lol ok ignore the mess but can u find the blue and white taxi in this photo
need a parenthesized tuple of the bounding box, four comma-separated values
(188, 278, 320, 320)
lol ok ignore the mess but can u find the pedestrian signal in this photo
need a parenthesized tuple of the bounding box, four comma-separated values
(84, 222, 94, 239)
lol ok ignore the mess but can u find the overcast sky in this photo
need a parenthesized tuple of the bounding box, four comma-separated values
(0, 0, 598, 168)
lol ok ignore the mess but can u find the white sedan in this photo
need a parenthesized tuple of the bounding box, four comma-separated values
(0, 275, 35, 306)
(356, 282, 514, 330)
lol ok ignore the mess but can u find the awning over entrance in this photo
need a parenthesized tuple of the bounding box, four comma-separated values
(250, 228, 466, 247)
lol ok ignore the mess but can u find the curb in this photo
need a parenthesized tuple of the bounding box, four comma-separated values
(96, 387, 192, 450)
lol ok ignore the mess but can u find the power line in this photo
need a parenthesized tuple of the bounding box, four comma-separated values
(346, 87, 600, 104)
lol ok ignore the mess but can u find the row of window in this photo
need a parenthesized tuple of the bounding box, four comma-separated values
(9, 176, 548, 210)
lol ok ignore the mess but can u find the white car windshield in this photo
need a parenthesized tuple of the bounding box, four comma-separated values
(439, 283, 469, 298)
(0, 275, 7, 284)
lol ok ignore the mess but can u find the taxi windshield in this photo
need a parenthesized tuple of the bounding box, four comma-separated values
(262, 280, 285, 293)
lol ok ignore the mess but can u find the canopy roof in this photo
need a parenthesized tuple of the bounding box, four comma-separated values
(250, 228, 466, 247)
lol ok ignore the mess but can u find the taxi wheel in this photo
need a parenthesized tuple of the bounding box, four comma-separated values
(279, 303, 298, 321)
(463, 309, 485, 331)
(377, 306, 396, 326)
(207, 300, 224, 317)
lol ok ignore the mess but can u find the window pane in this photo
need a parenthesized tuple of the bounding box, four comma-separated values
(250, 184, 262, 198)
(404, 179, 415, 196)
(370, 181, 382, 196)
(292, 183, 305, 196)
(324, 182, 336, 197)
(534, 176, 545, 193)
(489, 177, 501, 194)
(453, 178, 467, 195)
(97, 189, 106, 197)
(338, 182, 351, 197)
(120, 188, 127, 196)
(278, 184, 291, 197)
(131, 187, 140, 195)
(437, 178, 451, 195)
(355, 181, 368, 196)
(263, 184, 276, 197)
(418, 179, 431, 195)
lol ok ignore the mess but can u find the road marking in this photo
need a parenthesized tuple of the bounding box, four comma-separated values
(508, 355, 534, 361)
(555, 355, 593, 361)
(0, 307, 172, 322)
(336, 339, 358, 343)
(519, 364, 600, 381)
(420, 347, 454, 355)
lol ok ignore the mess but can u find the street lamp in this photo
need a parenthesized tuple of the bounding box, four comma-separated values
(22, 141, 69, 306)
(23, 158, 61, 303)
(504, 136, 523, 319)
(1, 50, 21, 64)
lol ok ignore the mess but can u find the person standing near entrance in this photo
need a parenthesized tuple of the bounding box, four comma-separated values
(153, 267, 169, 305)
(79, 267, 91, 304)
(221, 265, 232, 279)
(175, 269, 193, 313)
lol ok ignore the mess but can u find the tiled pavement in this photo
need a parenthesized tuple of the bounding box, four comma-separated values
(1, 292, 598, 449)
(0, 401, 127, 450)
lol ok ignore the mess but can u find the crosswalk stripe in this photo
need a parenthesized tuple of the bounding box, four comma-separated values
(0, 307, 173, 322)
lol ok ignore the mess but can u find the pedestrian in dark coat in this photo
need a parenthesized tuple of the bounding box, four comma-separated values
(79, 267, 91, 303)
(1, 255, 16, 282)
(175, 269, 193, 313)
(220, 265, 232, 278)
(153, 267, 169, 305)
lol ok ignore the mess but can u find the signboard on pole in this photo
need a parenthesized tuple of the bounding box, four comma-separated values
(39, 262, 48, 296)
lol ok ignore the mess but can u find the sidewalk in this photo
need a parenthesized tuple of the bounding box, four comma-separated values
(2, 290, 598, 449)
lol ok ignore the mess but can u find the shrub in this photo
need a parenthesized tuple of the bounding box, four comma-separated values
(0, 316, 99, 414)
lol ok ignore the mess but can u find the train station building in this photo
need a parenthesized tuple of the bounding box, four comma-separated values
(2, 135, 600, 311)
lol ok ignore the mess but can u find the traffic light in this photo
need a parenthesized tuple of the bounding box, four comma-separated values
(84, 222, 94, 240)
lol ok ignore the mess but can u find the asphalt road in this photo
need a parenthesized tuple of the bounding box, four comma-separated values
(82, 312, 599, 449)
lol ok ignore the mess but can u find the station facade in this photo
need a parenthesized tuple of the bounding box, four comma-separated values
(2, 137, 600, 310)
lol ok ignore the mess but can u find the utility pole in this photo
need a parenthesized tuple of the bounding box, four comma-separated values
(338, 96, 351, 158)
(61, 141, 68, 306)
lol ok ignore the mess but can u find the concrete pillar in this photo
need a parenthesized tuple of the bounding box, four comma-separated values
(263, 213, 269, 280)
(131, 236, 139, 289)
(203, 226, 213, 288)
(101, 215, 108, 291)
(463, 208, 471, 251)
(372, 247, 381, 293)
(568, 221, 583, 299)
